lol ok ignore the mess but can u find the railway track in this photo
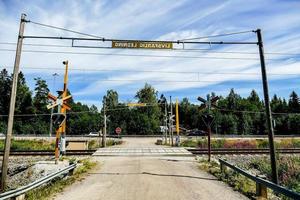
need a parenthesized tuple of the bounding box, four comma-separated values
(186, 148, 300, 155)
(0, 150, 96, 156)
(1, 148, 300, 156)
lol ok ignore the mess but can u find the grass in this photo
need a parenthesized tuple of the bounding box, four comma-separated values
(25, 158, 97, 200)
(198, 158, 263, 199)
(0, 139, 55, 150)
(0, 138, 123, 151)
(88, 139, 123, 149)
(181, 138, 300, 149)
(198, 155, 300, 199)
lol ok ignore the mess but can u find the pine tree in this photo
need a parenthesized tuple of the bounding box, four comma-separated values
(33, 77, 50, 113)
(288, 91, 300, 113)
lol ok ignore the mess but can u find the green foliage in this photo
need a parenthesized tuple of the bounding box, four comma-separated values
(181, 138, 300, 149)
(33, 77, 50, 114)
(1, 67, 300, 136)
(0, 139, 55, 150)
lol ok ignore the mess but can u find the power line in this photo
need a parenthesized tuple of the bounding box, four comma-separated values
(27, 20, 104, 39)
(2, 65, 300, 76)
(0, 48, 285, 61)
(1, 107, 300, 118)
(0, 42, 299, 56)
(216, 108, 300, 116)
(0, 110, 98, 117)
(179, 30, 255, 41)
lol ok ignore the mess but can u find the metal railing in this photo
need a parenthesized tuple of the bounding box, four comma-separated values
(219, 159, 300, 199)
(0, 163, 76, 200)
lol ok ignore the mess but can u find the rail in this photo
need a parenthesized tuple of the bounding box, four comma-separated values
(0, 163, 76, 200)
(219, 159, 300, 199)
(187, 148, 300, 155)
(0, 150, 95, 156)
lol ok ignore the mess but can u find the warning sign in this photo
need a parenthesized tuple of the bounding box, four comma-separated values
(112, 41, 173, 49)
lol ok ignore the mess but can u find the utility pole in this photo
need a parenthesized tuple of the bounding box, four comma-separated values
(169, 96, 174, 146)
(102, 102, 107, 147)
(1, 13, 26, 191)
(164, 101, 168, 144)
(256, 29, 278, 184)
(175, 98, 180, 146)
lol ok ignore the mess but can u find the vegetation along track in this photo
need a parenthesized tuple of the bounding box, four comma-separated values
(187, 148, 300, 155)
(0, 150, 96, 156)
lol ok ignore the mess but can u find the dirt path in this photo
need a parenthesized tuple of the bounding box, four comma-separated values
(53, 138, 248, 200)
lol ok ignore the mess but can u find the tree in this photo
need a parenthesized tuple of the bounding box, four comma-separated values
(134, 83, 160, 134)
(33, 77, 50, 113)
(226, 88, 241, 110)
(0, 69, 12, 115)
(288, 91, 300, 113)
(103, 90, 118, 108)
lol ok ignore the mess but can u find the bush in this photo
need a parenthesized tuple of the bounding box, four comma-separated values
(223, 139, 257, 149)
(211, 139, 225, 148)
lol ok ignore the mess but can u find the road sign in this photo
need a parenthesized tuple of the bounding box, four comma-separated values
(112, 41, 173, 49)
(115, 127, 122, 134)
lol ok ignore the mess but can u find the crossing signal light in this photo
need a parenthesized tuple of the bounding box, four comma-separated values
(203, 114, 214, 124)
(51, 113, 66, 127)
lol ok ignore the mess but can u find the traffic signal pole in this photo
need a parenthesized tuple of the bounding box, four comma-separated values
(256, 29, 278, 184)
(1, 14, 26, 191)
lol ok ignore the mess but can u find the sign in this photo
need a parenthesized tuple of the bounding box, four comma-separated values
(112, 41, 173, 49)
(115, 127, 122, 134)
(127, 103, 147, 107)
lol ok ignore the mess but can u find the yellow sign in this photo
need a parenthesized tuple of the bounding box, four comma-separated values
(112, 41, 173, 49)
(127, 103, 147, 107)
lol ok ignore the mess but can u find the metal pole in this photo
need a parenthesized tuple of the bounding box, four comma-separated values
(256, 29, 278, 184)
(164, 101, 168, 144)
(170, 96, 174, 146)
(1, 13, 26, 191)
(207, 94, 211, 162)
(102, 103, 107, 147)
(207, 125, 211, 162)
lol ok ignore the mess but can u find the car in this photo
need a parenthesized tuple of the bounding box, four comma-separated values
(186, 130, 208, 137)
(88, 132, 101, 137)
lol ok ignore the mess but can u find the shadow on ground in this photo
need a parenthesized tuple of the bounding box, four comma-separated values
(88, 172, 218, 181)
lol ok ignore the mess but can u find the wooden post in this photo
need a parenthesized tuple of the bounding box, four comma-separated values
(1, 14, 26, 191)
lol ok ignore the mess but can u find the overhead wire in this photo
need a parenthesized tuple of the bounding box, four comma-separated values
(27, 20, 104, 39)
(1, 107, 300, 117)
(0, 48, 286, 61)
(216, 108, 300, 116)
(0, 42, 299, 56)
(178, 30, 255, 41)
(2, 65, 300, 76)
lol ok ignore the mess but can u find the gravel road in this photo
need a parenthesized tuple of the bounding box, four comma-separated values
(53, 137, 248, 200)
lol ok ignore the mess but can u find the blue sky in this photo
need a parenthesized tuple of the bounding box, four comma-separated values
(0, 0, 300, 107)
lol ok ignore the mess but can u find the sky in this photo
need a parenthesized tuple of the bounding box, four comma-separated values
(0, 0, 300, 108)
